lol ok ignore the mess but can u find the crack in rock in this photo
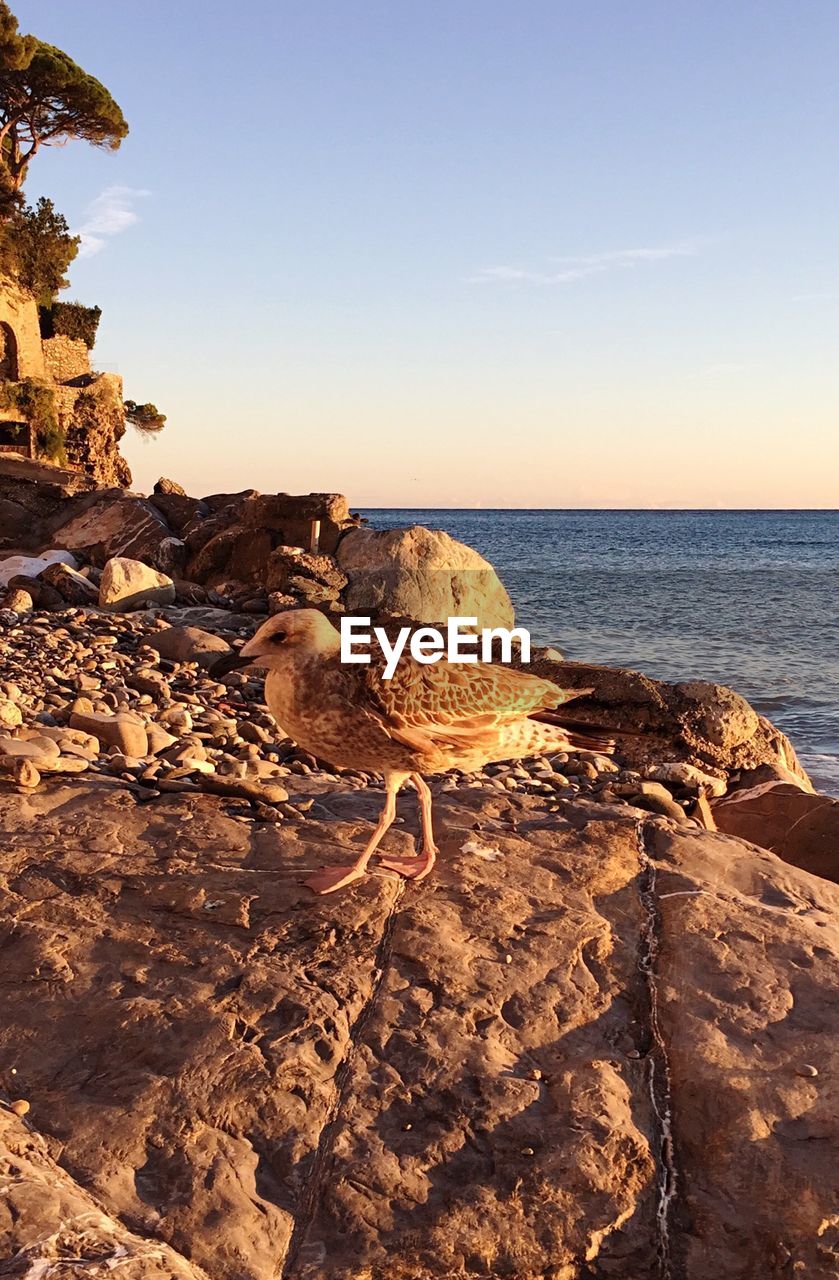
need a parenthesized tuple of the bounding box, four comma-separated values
(281, 879, 405, 1277)
(635, 817, 679, 1280)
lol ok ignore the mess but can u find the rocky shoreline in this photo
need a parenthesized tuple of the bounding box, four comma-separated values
(2, 473, 839, 1278)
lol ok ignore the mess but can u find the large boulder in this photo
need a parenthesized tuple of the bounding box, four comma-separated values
(48, 490, 172, 566)
(713, 768, 839, 882)
(528, 653, 809, 787)
(39, 561, 99, 605)
(186, 523, 272, 587)
(243, 492, 356, 554)
(99, 557, 175, 612)
(1, 781, 838, 1278)
(0, 496, 34, 550)
(337, 525, 516, 630)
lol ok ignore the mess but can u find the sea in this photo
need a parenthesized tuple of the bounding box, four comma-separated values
(363, 509, 839, 797)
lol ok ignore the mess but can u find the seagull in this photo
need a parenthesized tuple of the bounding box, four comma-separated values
(239, 609, 613, 894)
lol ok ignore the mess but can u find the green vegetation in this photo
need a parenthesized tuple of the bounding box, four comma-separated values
(124, 400, 167, 435)
(0, 197, 79, 303)
(0, 375, 64, 462)
(39, 299, 102, 348)
(0, 3, 127, 310)
(0, 3, 127, 205)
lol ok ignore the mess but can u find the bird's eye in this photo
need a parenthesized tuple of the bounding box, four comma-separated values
(269, 630, 287, 645)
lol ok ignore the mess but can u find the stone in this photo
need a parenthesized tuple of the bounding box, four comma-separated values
(0, 737, 52, 760)
(528, 653, 809, 785)
(154, 476, 187, 496)
(38, 560, 99, 605)
(146, 625, 233, 670)
(630, 779, 690, 822)
(186, 523, 272, 588)
(0, 497, 34, 550)
(243, 492, 355, 554)
(0, 1110, 207, 1278)
(7, 574, 65, 611)
(2, 585, 33, 613)
(645, 761, 728, 797)
(0, 699, 22, 728)
(1, 782, 839, 1277)
(154, 535, 187, 577)
(713, 776, 839, 883)
(146, 723, 179, 755)
(68, 709, 149, 757)
(99, 558, 176, 612)
(0, 549, 78, 589)
(150, 492, 207, 534)
(675, 680, 760, 749)
(337, 524, 516, 630)
(265, 546, 347, 595)
(49, 491, 171, 565)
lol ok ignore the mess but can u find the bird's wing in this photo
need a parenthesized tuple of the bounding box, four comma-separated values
(357, 656, 589, 752)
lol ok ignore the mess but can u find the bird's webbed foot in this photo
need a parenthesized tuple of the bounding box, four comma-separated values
(305, 864, 369, 894)
(378, 849, 437, 881)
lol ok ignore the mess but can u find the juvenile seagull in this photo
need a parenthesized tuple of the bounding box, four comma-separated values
(239, 610, 612, 894)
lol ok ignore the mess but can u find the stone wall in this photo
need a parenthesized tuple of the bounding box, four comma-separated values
(41, 334, 91, 384)
(0, 280, 46, 384)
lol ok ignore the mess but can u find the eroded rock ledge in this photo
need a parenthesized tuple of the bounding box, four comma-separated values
(1, 778, 838, 1279)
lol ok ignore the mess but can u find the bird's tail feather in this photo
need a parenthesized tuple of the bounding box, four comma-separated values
(531, 708, 617, 754)
(561, 726, 616, 754)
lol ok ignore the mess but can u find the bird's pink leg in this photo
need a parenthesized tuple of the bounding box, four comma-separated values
(306, 777, 401, 894)
(379, 773, 438, 882)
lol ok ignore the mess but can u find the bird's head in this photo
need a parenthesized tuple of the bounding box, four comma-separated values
(238, 608, 341, 670)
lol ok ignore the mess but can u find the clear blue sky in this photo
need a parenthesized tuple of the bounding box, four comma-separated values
(14, 1, 839, 506)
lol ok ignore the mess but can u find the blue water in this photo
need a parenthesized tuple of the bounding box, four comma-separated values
(363, 510, 839, 796)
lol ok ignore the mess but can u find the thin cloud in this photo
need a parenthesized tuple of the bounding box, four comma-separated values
(76, 185, 150, 257)
(467, 241, 700, 286)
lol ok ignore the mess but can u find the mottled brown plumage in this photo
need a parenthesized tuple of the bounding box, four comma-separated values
(240, 609, 610, 893)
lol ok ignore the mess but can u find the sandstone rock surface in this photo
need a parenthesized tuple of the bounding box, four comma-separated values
(1, 778, 838, 1278)
(49, 490, 171, 565)
(337, 525, 516, 630)
(714, 774, 839, 883)
(99, 557, 176, 611)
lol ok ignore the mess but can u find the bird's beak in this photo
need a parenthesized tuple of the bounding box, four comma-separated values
(238, 635, 265, 663)
(211, 649, 256, 677)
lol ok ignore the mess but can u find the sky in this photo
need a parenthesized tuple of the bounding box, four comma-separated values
(13, 0, 839, 507)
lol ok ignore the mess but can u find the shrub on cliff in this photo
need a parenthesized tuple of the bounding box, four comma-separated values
(124, 400, 167, 435)
(39, 299, 101, 348)
(0, 375, 65, 463)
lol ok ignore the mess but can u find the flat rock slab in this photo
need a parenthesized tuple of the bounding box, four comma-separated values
(0, 780, 838, 1278)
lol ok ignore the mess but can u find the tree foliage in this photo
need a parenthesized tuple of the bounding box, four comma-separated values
(0, 196, 78, 302)
(0, 2, 127, 202)
(124, 400, 167, 435)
